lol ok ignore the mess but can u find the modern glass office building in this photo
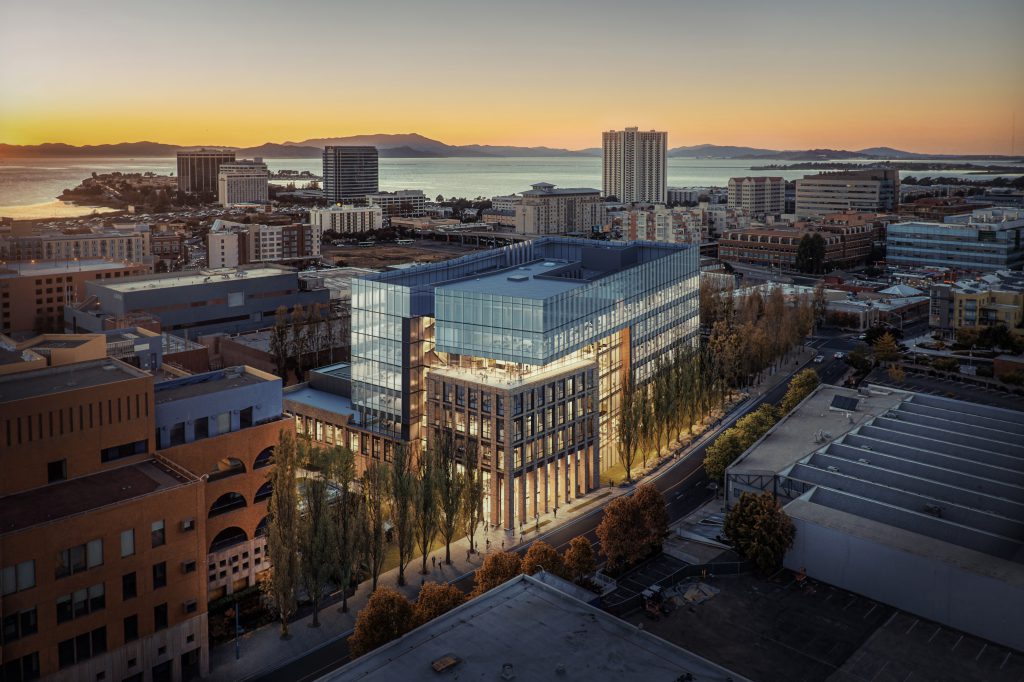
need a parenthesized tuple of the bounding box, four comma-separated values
(887, 208, 1024, 272)
(350, 237, 699, 531)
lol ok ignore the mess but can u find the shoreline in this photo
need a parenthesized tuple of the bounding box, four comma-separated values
(0, 199, 122, 221)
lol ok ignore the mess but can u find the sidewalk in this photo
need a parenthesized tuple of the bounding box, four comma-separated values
(207, 473, 635, 681)
(206, 347, 814, 681)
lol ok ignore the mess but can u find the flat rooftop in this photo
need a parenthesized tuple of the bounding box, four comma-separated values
(0, 259, 143, 278)
(153, 366, 275, 404)
(0, 460, 193, 534)
(439, 258, 582, 299)
(730, 384, 1024, 568)
(283, 385, 357, 418)
(99, 266, 289, 292)
(324, 574, 745, 682)
(0, 358, 148, 403)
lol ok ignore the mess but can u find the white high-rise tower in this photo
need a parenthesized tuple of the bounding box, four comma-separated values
(602, 127, 667, 204)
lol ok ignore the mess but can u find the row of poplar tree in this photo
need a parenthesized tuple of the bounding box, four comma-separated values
(617, 280, 821, 481)
(263, 430, 485, 637)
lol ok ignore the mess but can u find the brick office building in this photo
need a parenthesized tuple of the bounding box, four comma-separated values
(0, 357, 288, 682)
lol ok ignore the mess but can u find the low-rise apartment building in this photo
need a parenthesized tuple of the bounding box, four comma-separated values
(728, 176, 785, 216)
(207, 220, 321, 268)
(307, 204, 384, 234)
(1, 227, 152, 264)
(365, 190, 426, 218)
(929, 272, 1024, 336)
(514, 183, 606, 235)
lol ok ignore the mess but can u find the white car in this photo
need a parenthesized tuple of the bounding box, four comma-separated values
(833, 352, 844, 360)
(813, 355, 825, 363)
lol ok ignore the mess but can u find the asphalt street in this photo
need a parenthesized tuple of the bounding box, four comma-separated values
(244, 339, 852, 682)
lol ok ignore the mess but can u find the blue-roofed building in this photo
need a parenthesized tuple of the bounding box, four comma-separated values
(887, 208, 1024, 272)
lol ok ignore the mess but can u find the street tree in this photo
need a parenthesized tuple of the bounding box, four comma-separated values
(362, 460, 391, 591)
(328, 445, 362, 613)
(462, 442, 486, 555)
(390, 444, 416, 587)
(723, 491, 796, 573)
(563, 536, 596, 583)
(617, 378, 641, 482)
(703, 428, 745, 483)
(436, 431, 465, 565)
(812, 282, 828, 331)
(264, 430, 299, 638)
(632, 484, 669, 555)
(471, 551, 523, 597)
(887, 364, 906, 383)
(873, 332, 900, 364)
(413, 448, 441, 576)
(596, 494, 647, 570)
(413, 582, 466, 627)
(781, 368, 820, 413)
(298, 444, 337, 627)
(347, 587, 415, 657)
(521, 540, 565, 578)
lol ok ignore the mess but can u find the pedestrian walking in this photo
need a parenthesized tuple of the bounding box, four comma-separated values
(431, 556, 436, 569)
(501, 540, 505, 550)
(486, 538, 491, 550)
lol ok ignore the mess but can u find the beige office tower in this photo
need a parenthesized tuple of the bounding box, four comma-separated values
(602, 127, 667, 204)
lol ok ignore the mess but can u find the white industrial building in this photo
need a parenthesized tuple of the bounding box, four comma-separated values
(726, 384, 1024, 652)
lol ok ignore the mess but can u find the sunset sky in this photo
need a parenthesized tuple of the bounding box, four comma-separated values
(1, 0, 1022, 154)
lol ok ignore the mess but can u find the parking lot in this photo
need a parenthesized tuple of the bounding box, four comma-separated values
(603, 554, 690, 611)
(624, 570, 1021, 682)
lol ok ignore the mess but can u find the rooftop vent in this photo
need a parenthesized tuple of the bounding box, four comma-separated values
(501, 663, 515, 680)
(431, 654, 461, 673)
(508, 275, 529, 282)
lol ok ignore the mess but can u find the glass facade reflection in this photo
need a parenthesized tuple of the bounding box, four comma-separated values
(351, 237, 699, 457)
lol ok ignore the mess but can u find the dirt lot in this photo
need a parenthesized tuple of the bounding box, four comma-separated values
(323, 241, 479, 270)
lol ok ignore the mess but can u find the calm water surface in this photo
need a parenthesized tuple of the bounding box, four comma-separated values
(0, 156, 1019, 219)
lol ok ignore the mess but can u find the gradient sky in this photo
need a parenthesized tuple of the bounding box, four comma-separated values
(1, 0, 1023, 154)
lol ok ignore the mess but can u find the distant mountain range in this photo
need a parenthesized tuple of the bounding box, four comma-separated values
(0, 136, 1017, 161)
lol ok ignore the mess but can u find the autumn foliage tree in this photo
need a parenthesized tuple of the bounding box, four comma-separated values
(724, 491, 796, 574)
(413, 582, 466, 627)
(470, 551, 522, 597)
(521, 540, 565, 578)
(562, 536, 596, 583)
(632, 484, 669, 554)
(347, 587, 415, 657)
(873, 332, 900, 364)
(595, 484, 667, 570)
(780, 368, 820, 413)
(703, 403, 779, 483)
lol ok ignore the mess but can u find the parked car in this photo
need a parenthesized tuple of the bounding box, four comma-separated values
(833, 352, 844, 360)
(814, 355, 825, 363)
